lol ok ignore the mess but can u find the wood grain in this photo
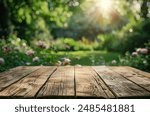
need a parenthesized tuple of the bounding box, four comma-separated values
(0, 66, 23, 77)
(0, 66, 150, 98)
(37, 66, 75, 98)
(93, 66, 150, 98)
(0, 66, 56, 98)
(0, 66, 40, 91)
(127, 66, 150, 78)
(75, 66, 115, 98)
(108, 66, 150, 92)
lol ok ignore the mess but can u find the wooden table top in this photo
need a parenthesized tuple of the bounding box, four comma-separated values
(0, 66, 150, 99)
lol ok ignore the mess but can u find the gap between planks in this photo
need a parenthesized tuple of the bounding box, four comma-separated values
(92, 66, 150, 98)
(0, 66, 41, 92)
(0, 67, 57, 98)
(108, 66, 150, 93)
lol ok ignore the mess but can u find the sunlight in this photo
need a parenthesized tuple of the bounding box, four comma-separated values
(82, 0, 116, 23)
(96, 0, 114, 17)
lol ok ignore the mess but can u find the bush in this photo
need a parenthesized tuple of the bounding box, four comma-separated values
(98, 19, 150, 53)
(51, 38, 98, 51)
(118, 42, 150, 72)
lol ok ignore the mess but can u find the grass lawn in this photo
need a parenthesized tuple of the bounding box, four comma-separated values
(0, 50, 120, 72)
(51, 51, 120, 66)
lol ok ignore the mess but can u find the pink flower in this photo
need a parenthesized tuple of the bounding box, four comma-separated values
(111, 60, 117, 64)
(26, 50, 35, 56)
(2, 46, 11, 53)
(32, 57, 40, 62)
(37, 41, 46, 49)
(136, 48, 148, 54)
(0, 58, 5, 65)
(132, 52, 138, 56)
(140, 48, 148, 54)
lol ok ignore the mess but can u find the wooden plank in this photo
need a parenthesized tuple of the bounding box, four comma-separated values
(0, 66, 23, 77)
(0, 66, 56, 98)
(93, 66, 150, 98)
(0, 66, 40, 91)
(37, 66, 75, 98)
(108, 66, 150, 92)
(75, 66, 115, 98)
(127, 66, 150, 78)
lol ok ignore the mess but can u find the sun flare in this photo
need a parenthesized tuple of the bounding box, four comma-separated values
(82, 0, 118, 25)
(96, 0, 114, 15)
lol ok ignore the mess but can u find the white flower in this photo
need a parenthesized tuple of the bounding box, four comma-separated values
(132, 52, 138, 56)
(63, 58, 71, 65)
(17, 38, 21, 42)
(136, 48, 142, 53)
(32, 57, 40, 62)
(14, 47, 20, 51)
(143, 60, 147, 64)
(26, 62, 31, 65)
(0, 58, 5, 65)
(111, 60, 117, 64)
(26, 50, 35, 56)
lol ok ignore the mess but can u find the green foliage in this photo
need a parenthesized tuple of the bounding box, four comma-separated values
(51, 38, 99, 51)
(99, 19, 150, 53)
(118, 42, 150, 72)
(0, 0, 150, 73)
(0, 35, 119, 72)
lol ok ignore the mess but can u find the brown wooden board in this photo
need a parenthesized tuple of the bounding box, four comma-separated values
(0, 66, 56, 98)
(0, 66, 40, 91)
(0, 66, 23, 77)
(108, 66, 150, 92)
(37, 66, 75, 98)
(75, 66, 115, 98)
(127, 66, 150, 78)
(93, 66, 150, 98)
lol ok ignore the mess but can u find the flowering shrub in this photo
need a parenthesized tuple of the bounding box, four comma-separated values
(1, 34, 149, 73)
(118, 42, 150, 72)
(26, 50, 35, 56)
(37, 41, 47, 49)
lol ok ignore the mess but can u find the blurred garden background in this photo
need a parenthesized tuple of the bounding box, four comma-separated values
(0, 0, 150, 72)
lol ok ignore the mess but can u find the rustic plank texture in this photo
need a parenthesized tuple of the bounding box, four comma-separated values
(75, 66, 115, 98)
(93, 66, 150, 98)
(108, 66, 150, 92)
(0, 66, 56, 98)
(37, 66, 75, 98)
(0, 66, 23, 77)
(0, 66, 40, 91)
(127, 66, 150, 78)
(0, 66, 150, 98)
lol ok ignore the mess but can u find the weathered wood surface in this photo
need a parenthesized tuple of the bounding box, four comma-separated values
(37, 66, 75, 98)
(0, 66, 150, 98)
